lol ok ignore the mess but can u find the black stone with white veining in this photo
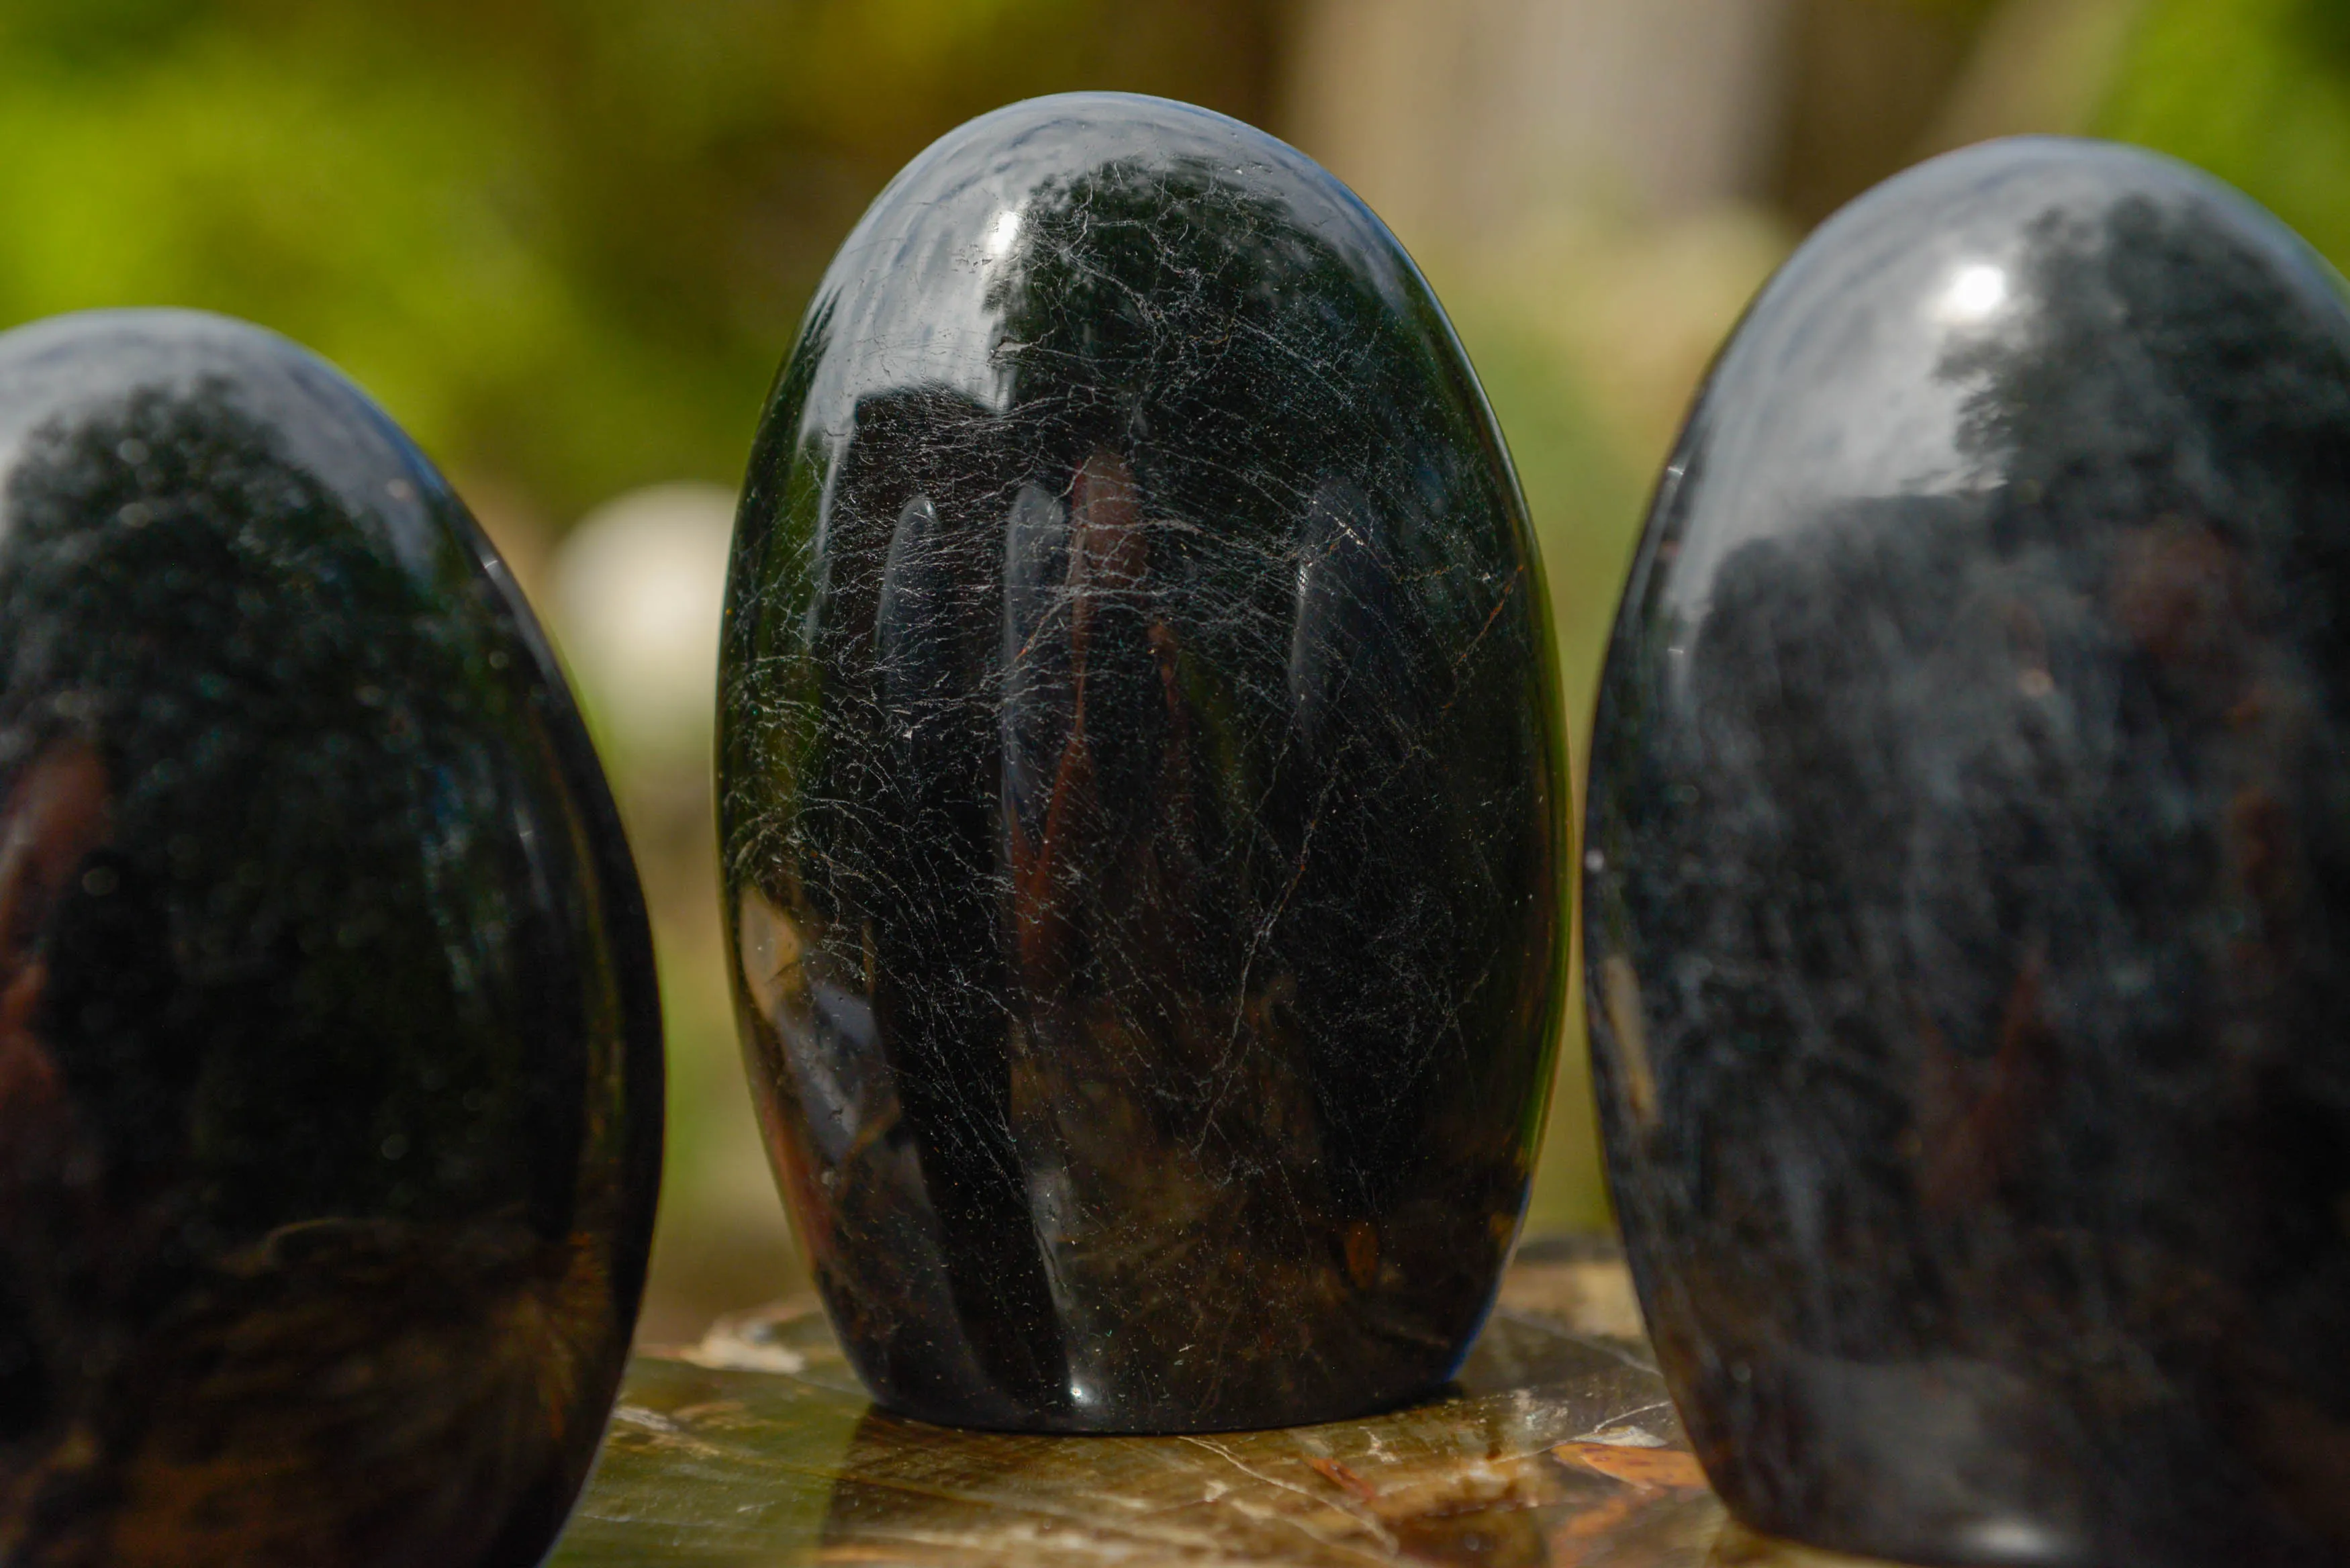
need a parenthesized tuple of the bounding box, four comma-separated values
(0, 311, 663, 1567)
(1587, 137, 2350, 1567)
(721, 93, 1567, 1434)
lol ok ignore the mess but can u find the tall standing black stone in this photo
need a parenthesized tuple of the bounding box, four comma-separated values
(0, 310, 663, 1567)
(1587, 137, 2350, 1567)
(721, 92, 1567, 1434)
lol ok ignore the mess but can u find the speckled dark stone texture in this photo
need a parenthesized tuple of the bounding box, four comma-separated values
(1587, 138, 2350, 1567)
(0, 311, 663, 1567)
(720, 93, 1567, 1434)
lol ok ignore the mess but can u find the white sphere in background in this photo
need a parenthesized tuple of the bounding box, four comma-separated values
(551, 482, 736, 769)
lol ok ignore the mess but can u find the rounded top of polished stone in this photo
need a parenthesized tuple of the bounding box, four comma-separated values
(0, 308, 454, 526)
(772, 91, 1472, 446)
(1632, 136, 2350, 636)
(838, 89, 1408, 263)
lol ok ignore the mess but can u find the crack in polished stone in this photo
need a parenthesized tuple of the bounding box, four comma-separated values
(0, 310, 663, 1568)
(1588, 138, 2350, 1567)
(720, 93, 1568, 1434)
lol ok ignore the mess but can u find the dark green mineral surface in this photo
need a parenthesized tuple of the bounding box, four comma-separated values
(0, 310, 662, 1568)
(1589, 138, 2350, 1567)
(720, 93, 1568, 1434)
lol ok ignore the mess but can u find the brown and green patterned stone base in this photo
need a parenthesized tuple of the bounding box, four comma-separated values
(555, 1242, 1893, 1567)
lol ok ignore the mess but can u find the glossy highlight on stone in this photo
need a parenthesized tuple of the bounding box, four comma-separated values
(1587, 138, 2350, 1567)
(721, 93, 1566, 1434)
(0, 311, 663, 1566)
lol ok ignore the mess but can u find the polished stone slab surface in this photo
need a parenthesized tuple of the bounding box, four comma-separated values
(557, 1243, 1892, 1567)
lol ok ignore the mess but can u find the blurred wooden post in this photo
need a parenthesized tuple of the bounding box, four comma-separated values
(1281, 0, 1795, 251)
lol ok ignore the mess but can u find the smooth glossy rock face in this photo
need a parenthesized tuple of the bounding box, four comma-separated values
(0, 312, 663, 1567)
(1587, 138, 2350, 1567)
(721, 93, 1566, 1434)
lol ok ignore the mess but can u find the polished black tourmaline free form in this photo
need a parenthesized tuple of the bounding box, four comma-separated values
(1588, 138, 2350, 1567)
(0, 311, 663, 1568)
(721, 93, 1568, 1434)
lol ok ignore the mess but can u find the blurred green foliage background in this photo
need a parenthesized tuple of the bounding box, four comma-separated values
(5, 0, 2347, 1338)
(0, 0, 1274, 518)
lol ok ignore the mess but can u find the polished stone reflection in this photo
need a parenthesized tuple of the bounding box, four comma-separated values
(0, 311, 663, 1567)
(722, 93, 1567, 1433)
(1587, 138, 2350, 1566)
